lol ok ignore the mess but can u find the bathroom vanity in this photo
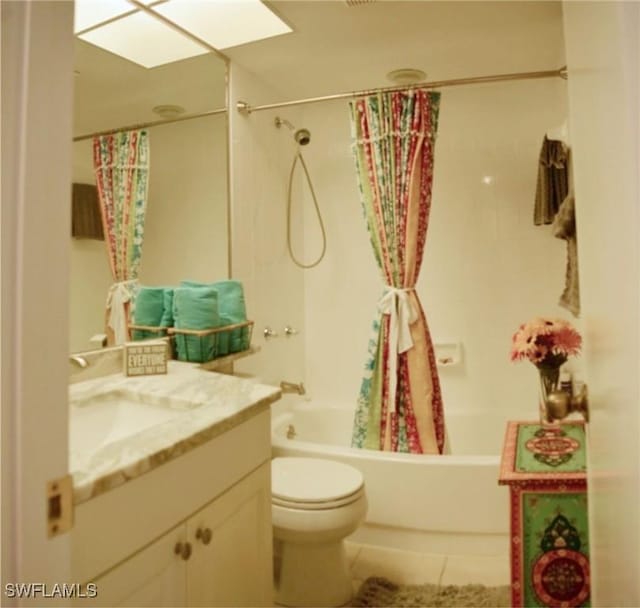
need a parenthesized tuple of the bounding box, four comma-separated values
(499, 421, 590, 608)
(68, 362, 280, 607)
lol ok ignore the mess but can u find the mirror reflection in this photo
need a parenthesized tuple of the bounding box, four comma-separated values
(70, 39, 228, 352)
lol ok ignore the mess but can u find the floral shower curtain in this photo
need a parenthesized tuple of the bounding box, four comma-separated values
(349, 89, 445, 454)
(93, 129, 150, 345)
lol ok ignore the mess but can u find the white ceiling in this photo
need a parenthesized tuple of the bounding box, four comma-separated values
(225, 1, 565, 101)
(73, 1, 565, 136)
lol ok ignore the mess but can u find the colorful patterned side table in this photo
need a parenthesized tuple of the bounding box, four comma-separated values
(499, 421, 590, 607)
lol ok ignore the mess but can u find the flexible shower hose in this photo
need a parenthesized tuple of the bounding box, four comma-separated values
(286, 150, 327, 269)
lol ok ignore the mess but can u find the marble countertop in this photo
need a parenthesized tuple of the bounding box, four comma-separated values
(69, 361, 281, 504)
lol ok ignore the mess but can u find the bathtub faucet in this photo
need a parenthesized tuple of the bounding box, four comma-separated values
(280, 381, 306, 395)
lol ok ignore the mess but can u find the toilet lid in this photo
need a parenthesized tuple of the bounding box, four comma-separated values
(271, 457, 364, 505)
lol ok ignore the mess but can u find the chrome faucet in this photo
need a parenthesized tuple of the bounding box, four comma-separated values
(279, 381, 306, 395)
(69, 355, 88, 368)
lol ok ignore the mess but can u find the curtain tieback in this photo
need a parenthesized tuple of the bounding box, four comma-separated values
(379, 286, 418, 354)
(106, 279, 138, 345)
(379, 286, 418, 411)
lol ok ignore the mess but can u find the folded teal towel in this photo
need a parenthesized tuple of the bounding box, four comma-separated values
(132, 287, 167, 340)
(172, 287, 219, 362)
(214, 280, 249, 353)
(181, 280, 249, 354)
(160, 289, 174, 327)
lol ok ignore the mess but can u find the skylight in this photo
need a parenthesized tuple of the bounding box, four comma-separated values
(74, 0, 292, 69)
(74, 0, 159, 33)
(152, 0, 292, 50)
(78, 10, 209, 68)
(75, 0, 135, 33)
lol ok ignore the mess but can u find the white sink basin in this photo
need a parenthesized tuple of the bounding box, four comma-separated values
(69, 388, 198, 456)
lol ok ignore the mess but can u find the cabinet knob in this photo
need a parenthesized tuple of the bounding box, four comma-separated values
(195, 527, 212, 545)
(174, 541, 192, 560)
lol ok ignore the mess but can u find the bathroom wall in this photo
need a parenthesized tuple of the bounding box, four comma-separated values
(69, 116, 228, 352)
(228, 63, 306, 397)
(299, 75, 575, 426)
(140, 116, 228, 285)
(563, 2, 640, 603)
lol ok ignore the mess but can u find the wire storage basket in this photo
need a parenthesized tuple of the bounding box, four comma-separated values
(128, 324, 170, 340)
(167, 320, 254, 364)
(129, 321, 254, 364)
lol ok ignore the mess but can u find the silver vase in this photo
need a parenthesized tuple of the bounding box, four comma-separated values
(537, 364, 562, 424)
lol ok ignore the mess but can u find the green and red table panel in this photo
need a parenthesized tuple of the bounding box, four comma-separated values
(500, 421, 589, 608)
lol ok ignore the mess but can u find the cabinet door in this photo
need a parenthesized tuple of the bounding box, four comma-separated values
(187, 462, 273, 607)
(90, 524, 188, 607)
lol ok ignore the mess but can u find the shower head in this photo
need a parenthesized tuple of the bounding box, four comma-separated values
(275, 116, 311, 146)
(275, 116, 295, 131)
(295, 129, 311, 146)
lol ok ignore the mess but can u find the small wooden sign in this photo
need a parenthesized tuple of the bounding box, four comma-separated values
(124, 341, 168, 376)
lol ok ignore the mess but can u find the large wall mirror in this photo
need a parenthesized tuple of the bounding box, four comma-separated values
(70, 39, 228, 352)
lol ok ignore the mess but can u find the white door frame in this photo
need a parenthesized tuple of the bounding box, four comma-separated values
(1, 0, 74, 601)
(562, 1, 640, 604)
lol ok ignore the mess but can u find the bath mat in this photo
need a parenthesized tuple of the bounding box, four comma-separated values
(351, 576, 510, 607)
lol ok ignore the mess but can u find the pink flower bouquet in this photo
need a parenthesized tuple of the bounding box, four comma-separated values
(511, 317, 582, 369)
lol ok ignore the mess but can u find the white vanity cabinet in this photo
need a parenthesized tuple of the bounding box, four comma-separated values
(71, 408, 274, 608)
(90, 463, 271, 607)
(186, 463, 272, 607)
(87, 525, 187, 607)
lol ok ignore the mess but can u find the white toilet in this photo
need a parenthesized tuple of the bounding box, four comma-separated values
(271, 457, 367, 607)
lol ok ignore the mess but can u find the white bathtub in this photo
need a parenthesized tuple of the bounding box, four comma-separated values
(271, 402, 510, 556)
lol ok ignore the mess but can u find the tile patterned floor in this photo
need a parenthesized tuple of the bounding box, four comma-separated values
(345, 542, 510, 596)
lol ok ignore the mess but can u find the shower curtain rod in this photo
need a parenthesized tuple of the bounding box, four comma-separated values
(73, 107, 226, 142)
(236, 66, 568, 114)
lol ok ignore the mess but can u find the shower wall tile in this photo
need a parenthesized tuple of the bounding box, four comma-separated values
(229, 64, 305, 387)
(227, 20, 581, 438)
(299, 64, 577, 422)
(297, 105, 381, 407)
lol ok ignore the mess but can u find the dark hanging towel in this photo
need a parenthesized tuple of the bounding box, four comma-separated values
(534, 136, 569, 225)
(72, 182, 104, 240)
(553, 192, 581, 317)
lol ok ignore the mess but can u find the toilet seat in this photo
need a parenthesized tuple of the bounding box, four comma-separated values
(272, 486, 365, 510)
(272, 457, 365, 510)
